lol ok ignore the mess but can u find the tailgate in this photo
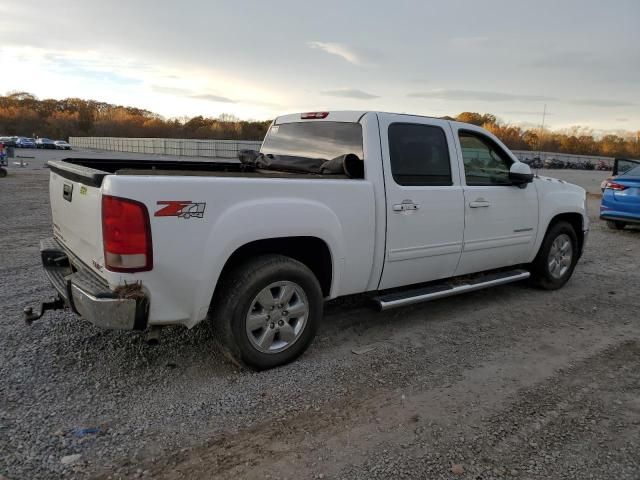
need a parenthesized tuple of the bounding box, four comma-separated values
(49, 161, 107, 274)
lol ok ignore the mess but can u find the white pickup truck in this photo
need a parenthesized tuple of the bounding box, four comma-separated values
(29, 111, 589, 369)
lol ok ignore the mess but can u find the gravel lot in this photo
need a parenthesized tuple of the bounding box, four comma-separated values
(1, 151, 638, 479)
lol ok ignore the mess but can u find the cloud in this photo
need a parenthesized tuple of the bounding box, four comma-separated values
(152, 85, 189, 96)
(190, 93, 236, 104)
(153, 85, 236, 104)
(321, 88, 379, 100)
(450, 36, 489, 47)
(407, 89, 555, 103)
(39, 51, 143, 86)
(407, 89, 635, 109)
(307, 41, 377, 67)
(568, 99, 635, 107)
(528, 51, 596, 69)
(501, 110, 555, 117)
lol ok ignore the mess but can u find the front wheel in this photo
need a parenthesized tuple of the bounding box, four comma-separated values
(529, 221, 578, 290)
(606, 220, 626, 230)
(212, 254, 323, 370)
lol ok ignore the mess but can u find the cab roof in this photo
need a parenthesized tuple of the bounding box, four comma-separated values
(274, 111, 457, 125)
(274, 111, 368, 124)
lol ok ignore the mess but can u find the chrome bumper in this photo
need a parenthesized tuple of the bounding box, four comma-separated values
(39, 237, 148, 330)
(69, 284, 139, 330)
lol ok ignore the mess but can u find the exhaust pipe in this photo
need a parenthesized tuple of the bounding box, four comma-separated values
(145, 326, 162, 346)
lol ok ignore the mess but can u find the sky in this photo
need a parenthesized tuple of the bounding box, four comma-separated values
(0, 0, 638, 131)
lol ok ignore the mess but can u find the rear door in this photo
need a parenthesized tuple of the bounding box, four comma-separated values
(451, 127, 539, 275)
(379, 115, 464, 290)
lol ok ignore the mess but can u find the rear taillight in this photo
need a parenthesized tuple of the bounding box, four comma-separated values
(301, 112, 329, 119)
(102, 195, 152, 272)
(605, 181, 628, 191)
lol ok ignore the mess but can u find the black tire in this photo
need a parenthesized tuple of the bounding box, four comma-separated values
(529, 221, 578, 290)
(0, 168, 6, 178)
(606, 220, 626, 230)
(211, 254, 323, 370)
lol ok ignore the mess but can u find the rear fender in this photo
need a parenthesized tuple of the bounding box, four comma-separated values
(191, 198, 345, 325)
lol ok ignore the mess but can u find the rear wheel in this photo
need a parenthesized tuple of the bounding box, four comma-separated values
(529, 221, 578, 290)
(212, 254, 323, 370)
(606, 220, 626, 230)
(0, 168, 6, 178)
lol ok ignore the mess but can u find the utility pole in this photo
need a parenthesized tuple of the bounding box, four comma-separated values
(537, 104, 547, 162)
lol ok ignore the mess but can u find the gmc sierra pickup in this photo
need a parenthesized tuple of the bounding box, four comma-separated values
(28, 111, 589, 369)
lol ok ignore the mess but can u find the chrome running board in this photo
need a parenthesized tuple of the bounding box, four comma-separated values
(373, 269, 530, 311)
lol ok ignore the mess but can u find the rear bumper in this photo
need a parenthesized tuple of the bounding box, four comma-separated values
(40, 237, 148, 330)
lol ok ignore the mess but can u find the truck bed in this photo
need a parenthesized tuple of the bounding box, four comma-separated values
(48, 158, 348, 186)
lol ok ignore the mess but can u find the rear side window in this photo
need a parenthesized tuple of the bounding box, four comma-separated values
(622, 164, 640, 177)
(388, 123, 452, 186)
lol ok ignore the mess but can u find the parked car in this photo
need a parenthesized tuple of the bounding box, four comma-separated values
(28, 111, 589, 370)
(36, 138, 56, 149)
(522, 157, 544, 169)
(544, 158, 566, 169)
(600, 157, 637, 191)
(16, 137, 37, 148)
(0, 136, 17, 147)
(54, 140, 72, 150)
(600, 158, 640, 230)
(0, 141, 7, 177)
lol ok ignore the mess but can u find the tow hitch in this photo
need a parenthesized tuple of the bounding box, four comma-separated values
(23, 295, 66, 324)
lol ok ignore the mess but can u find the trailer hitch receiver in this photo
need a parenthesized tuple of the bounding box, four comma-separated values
(23, 296, 66, 324)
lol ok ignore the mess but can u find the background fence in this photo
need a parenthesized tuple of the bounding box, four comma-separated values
(69, 137, 616, 167)
(69, 137, 262, 159)
(512, 150, 614, 167)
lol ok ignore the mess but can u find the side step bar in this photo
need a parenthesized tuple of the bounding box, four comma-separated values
(373, 269, 531, 311)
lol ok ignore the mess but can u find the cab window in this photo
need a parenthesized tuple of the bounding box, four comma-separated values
(459, 131, 513, 186)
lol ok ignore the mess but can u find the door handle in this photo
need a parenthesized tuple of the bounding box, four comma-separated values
(393, 201, 420, 212)
(469, 199, 490, 208)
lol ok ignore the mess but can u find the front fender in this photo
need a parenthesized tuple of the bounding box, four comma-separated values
(531, 179, 588, 260)
(191, 198, 346, 324)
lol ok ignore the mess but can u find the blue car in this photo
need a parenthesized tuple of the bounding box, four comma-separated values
(600, 158, 640, 230)
(16, 137, 36, 148)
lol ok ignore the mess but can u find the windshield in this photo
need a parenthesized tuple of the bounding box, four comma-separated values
(261, 121, 363, 160)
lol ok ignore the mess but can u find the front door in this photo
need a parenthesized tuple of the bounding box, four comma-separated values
(452, 127, 539, 275)
(379, 115, 465, 290)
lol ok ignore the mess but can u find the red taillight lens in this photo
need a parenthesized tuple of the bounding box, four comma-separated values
(605, 182, 628, 191)
(102, 195, 153, 272)
(301, 112, 329, 119)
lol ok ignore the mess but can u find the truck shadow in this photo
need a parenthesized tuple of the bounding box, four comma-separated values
(69, 281, 535, 380)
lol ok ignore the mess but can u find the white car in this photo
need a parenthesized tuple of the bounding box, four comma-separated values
(29, 111, 588, 369)
(54, 140, 72, 150)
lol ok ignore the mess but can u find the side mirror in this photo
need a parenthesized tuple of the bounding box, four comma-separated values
(509, 162, 534, 187)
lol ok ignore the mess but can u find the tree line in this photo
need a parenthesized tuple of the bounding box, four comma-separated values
(0, 92, 270, 142)
(1, 92, 638, 158)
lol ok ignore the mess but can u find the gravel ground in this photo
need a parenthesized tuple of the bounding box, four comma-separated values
(0, 153, 638, 479)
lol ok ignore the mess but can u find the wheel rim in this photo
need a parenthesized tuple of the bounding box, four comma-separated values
(547, 233, 573, 279)
(245, 281, 309, 354)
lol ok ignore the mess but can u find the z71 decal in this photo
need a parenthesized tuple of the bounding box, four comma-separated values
(155, 201, 206, 219)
